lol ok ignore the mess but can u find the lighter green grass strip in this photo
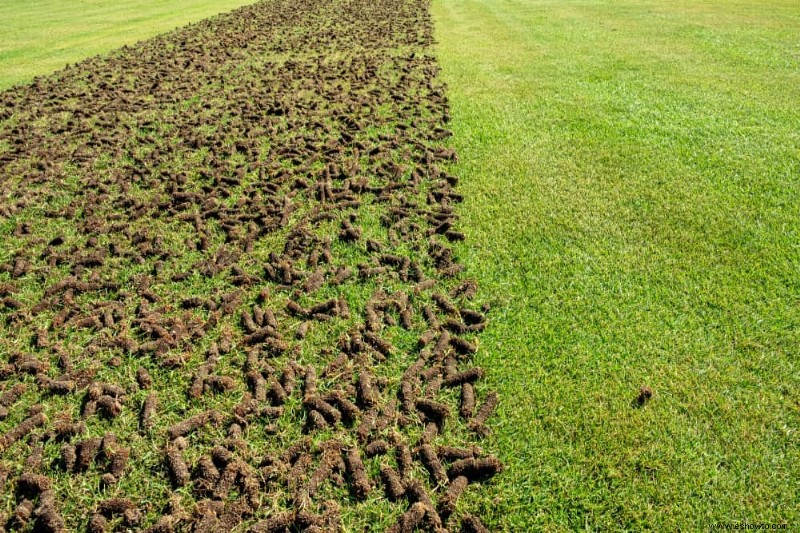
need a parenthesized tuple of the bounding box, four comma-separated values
(0, 0, 258, 90)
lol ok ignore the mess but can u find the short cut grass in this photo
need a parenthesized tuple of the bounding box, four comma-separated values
(432, 0, 800, 529)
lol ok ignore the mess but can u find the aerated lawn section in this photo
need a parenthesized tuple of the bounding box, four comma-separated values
(433, 0, 799, 529)
(0, 0, 502, 530)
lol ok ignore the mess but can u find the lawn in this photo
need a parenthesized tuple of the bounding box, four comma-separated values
(432, 0, 800, 529)
(0, 0, 256, 90)
(0, 0, 798, 530)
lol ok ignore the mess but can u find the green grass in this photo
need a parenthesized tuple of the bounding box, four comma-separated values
(0, 0, 257, 90)
(1, 0, 799, 529)
(432, 0, 800, 529)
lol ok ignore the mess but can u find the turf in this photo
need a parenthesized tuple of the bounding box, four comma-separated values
(432, 0, 800, 529)
(1, 0, 799, 530)
(0, 0, 257, 90)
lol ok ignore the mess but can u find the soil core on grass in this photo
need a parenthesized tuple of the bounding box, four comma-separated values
(0, 0, 500, 530)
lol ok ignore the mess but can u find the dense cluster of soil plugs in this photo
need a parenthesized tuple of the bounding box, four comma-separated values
(0, 0, 501, 530)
